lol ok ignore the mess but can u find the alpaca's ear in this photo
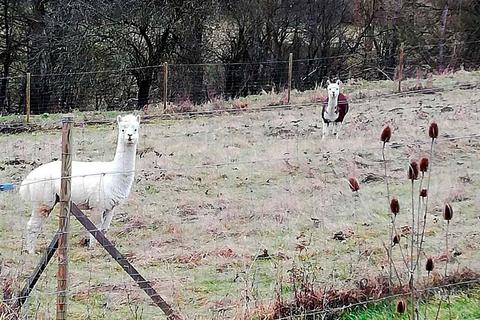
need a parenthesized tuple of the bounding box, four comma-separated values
(117, 115, 122, 123)
(136, 115, 141, 123)
(336, 80, 342, 86)
(326, 80, 331, 86)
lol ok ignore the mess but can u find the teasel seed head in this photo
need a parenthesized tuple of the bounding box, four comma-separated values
(348, 177, 360, 192)
(426, 257, 434, 272)
(408, 161, 419, 180)
(429, 122, 439, 139)
(444, 203, 453, 221)
(419, 157, 429, 173)
(420, 188, 428, 198)
(393, 235, 400, 245)
(390, 198, 400, 215)
(396, 300, 406, 313)
(381, 126, 391, 143)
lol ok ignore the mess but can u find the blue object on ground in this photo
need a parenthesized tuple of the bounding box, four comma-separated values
(0, 183, 15, 191)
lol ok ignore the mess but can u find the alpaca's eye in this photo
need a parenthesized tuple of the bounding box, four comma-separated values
(122, 129, 125, 132)
(134, 129, 137, 132)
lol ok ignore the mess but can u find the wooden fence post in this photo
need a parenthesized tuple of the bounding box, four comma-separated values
(25, 73, 31, 123)
(163, 62, 168, 111)
(398, 43, 404, 93)
(287, 53, 293, 103)
(56, 115, 73, 320)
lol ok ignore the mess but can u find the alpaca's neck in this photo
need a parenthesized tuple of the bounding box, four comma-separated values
(326, 95, 339, 116)
(110, 140, 137, 198)
(113, 141, 137, 173)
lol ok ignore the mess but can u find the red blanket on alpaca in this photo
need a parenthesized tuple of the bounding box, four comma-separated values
(322, 93, 349, 123)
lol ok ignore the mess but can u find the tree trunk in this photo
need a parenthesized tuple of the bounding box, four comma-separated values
(385, 0, 401, 79)
(136, 76, 151, 110)
(27, 0, 51, 115)
(225, 64, 250, 98)
(439, 2, 449, 72)
(189, 18, 204, 104)
(225, 64, 237, 98)
(0, 76, 7, 115)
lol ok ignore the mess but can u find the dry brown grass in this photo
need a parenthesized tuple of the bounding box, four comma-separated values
(0, 71, 479, 318)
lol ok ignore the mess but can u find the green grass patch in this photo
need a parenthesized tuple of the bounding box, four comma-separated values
(340, 288, 480, 320)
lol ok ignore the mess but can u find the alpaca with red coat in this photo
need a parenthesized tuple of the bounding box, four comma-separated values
(322, 79, 349, 139)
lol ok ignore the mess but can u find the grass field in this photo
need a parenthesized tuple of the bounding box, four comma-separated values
(1, 71, 480, 319)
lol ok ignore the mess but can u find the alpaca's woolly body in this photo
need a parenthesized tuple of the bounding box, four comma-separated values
(20, 114, 140, 253)
(19, 160, 134, 211)
(322, 93, 349, 123)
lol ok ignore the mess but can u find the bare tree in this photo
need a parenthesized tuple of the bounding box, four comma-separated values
(171, 0, 217, 103)
(0, 0, 479, 115)
(83, 0, 198, 109)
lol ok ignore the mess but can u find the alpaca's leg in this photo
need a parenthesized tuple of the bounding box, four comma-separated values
(337, 122, 344, 138)
(88, 219, 102, 249)
(25, 206, 52, 254)
(88, 231, 96, 248)
(89, 209, 113, 247)
(87, 208, 102, 249)
(322, 121, 326, 139)
(100, 209, 114, 233)
(323, 122, 331, 139)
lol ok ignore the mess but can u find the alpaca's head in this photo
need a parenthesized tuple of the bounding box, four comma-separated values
(326, 79, 341, 100)
(117, 114, 141, 146)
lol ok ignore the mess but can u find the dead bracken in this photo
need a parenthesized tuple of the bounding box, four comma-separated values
(256, 269, 480, 319)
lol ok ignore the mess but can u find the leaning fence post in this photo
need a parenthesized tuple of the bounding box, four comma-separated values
(71, 203, 184, 320)
(397, 43, 404, 93)
(163, 62, 168, 111)
(25, 73, 31, 123)
(287, 53, 293, 104)
(56, 114, 73, 320)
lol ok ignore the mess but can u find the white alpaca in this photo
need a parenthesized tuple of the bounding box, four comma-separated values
(20, 114, 140, 253)
(322, 80, 349, 139)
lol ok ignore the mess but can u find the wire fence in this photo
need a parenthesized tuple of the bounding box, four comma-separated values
(9, 132, 480, 190)
(1, 77, 478, 136)
(1, 40, 479, 117)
